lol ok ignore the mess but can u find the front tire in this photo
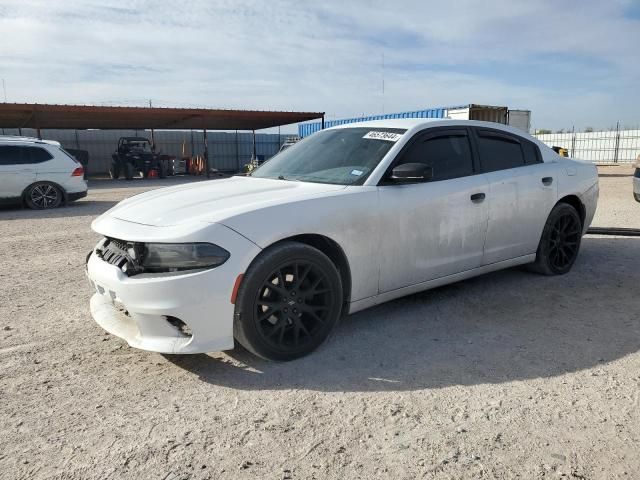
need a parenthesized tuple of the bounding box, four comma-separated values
(529, 203, 583, 275)
(109, 160, 120, 180)
(25, 182, 62, 210)
(234, 242, 343, 361)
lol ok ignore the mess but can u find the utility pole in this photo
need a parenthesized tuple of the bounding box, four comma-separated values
(2, 79, 6, 102)
(613, 121, 620, 164)
(381, 53, 385, 115)
(149, 99, 155, 151)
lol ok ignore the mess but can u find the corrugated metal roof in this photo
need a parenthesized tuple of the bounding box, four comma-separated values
(0, 103, 324, 131)
(298, 106, 463, 137)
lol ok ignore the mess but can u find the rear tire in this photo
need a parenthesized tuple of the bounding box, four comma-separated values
(234, 242, 343, 361)
(25, 182, 62, 210)
(159, 160, 168, 179)
(124, 162, 134, 180)
(529, 203, 583, 275)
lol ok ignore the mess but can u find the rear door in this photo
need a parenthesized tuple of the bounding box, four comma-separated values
(472, 128, 557, 264)
(0, 145, 36, 199)
(377, 128, 490, 292)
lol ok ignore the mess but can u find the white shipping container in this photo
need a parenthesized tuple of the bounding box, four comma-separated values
(446, 105, 509, 124)
(508, 110, 531, 132)
(445, 107, 472, 121)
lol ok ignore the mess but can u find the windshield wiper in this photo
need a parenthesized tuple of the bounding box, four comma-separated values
(276, 175, 301, 182)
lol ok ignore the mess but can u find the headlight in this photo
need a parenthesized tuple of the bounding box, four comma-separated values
(141, 243, 230, 273)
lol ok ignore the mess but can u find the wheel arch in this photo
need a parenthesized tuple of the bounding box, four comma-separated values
(264, 233, 352, 308)
(21, 180, 67, 206)
(556, 194, 586, 227)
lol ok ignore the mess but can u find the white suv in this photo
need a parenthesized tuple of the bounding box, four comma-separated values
(0, 136, 88, 209)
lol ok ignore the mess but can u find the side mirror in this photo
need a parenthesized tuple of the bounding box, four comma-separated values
(390, 163, 433, 183)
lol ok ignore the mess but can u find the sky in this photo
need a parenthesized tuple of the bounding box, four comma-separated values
(0, 0, 639, 132)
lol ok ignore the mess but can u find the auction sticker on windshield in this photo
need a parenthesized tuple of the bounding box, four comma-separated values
(363, 131, 403, 142)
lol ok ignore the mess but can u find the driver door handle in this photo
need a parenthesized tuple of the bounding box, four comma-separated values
(542, 176, 553, 186)
(470, 192, 486, 203)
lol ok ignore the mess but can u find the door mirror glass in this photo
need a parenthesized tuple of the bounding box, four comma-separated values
(390, 163, 433, 183)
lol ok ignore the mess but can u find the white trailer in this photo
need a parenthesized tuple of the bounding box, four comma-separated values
(507, 110, 532, 132)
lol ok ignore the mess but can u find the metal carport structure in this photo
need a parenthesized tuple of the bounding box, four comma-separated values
(0, 103, 325, 176)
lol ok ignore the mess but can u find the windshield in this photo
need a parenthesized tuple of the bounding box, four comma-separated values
(251, 127, 406, 185)
(128, 141, 152, 153)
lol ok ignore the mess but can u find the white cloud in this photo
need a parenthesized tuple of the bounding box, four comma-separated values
(0, 0, 638, 130)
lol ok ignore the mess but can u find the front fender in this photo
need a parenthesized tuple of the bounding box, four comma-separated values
(220, 187, 380, 303)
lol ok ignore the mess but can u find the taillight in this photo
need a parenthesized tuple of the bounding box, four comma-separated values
(71, 166, 84, 177)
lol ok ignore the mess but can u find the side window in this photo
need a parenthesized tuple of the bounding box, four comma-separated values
(24, 147, 53, 163)
(0, 145, 25, 166)
(396, 131, 474, 181)
(522, 140, 542, 165)
(476, 130, 525, 172)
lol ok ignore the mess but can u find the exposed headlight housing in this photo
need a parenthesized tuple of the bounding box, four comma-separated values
(97, 238, 229, 276)
(141, 243, 230, 273)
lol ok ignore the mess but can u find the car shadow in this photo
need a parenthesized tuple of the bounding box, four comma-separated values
(166, 235, 640, 392)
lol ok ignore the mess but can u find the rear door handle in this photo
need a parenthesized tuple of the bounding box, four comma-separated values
(542, 177, 553, 186)
(470, 192, 486, 202)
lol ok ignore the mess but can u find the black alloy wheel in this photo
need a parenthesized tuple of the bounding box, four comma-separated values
(25, 183, 62, 210)
(529, 202, 583, 275)
(547, 212, 581, 271)
(234, 242, 343, 361)
(255, 262, 334, 351)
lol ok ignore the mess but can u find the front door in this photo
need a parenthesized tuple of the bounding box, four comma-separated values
(377, 128, 489, 293)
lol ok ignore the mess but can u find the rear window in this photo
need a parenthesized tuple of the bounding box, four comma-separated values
(476, 130, 525, 172)
(522, 140, 542, 165)
(27, 147, 54, 163)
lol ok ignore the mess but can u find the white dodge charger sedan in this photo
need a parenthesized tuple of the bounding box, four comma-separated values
(87, 119, 599, 360)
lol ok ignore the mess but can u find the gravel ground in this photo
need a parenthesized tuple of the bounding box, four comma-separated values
(1, 170, 639, 480)
(591, 165, 640, 229)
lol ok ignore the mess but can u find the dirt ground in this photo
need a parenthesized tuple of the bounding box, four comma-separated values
(1, 167, 639, 480)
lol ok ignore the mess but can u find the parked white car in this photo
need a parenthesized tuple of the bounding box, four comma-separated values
(0, 136, 88, 209)
(87, 119, 599, 360)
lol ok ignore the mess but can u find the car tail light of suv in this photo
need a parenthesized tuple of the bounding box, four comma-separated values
(71, 166, 84, 177)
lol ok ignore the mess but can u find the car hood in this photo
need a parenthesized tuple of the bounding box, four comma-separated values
(105, 176, 347, 227)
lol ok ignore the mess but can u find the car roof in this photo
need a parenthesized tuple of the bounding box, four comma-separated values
(0, 135, 61, 146)
(325, 118, 533, 138)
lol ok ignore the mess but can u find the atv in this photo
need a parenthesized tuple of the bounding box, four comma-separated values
(110, 137, 168, 180)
